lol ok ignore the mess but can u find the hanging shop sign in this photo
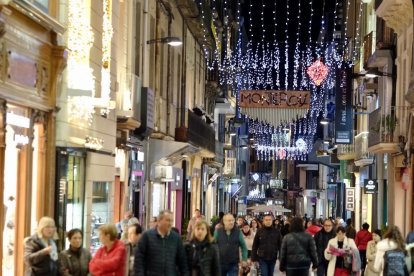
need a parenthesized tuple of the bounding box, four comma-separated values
(240, 90, 310, 108)
(364, 179, 378, 194)
(345, 187, 355, 211)
(335, 67, 353, 144)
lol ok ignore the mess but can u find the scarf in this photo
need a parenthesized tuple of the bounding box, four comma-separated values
(191, 239, 209, 271)
(40, 238, 58, 261)
(242, 230, 251, 237)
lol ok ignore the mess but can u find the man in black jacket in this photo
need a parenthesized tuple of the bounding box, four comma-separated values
(251, 214, 282, 276)
(313, 219, 336, 276)
(134, 210, 189, 276)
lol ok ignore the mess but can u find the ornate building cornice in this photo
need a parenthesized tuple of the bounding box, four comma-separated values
(376, 0, 413, 34)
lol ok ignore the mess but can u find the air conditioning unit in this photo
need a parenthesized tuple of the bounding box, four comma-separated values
(154, 166, 174, 182)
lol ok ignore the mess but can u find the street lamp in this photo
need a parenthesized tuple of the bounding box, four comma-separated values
(146, 37, 182, 46)
(365, 68, 392, 78)
(320, 118, 330, 125)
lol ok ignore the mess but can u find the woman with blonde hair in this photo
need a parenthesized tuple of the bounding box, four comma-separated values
(374, 225, 407, 276)
(24, 216, 59, 276)
(184, 219, 220, 275)
(89, 224, 126, 276)
(365, 229, 382, 276)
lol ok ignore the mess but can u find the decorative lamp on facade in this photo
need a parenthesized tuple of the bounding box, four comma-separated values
(146, 37, 182, 47)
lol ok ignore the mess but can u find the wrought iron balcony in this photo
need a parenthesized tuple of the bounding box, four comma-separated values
(337, 143, 356, 161)
(363, 31, 375, 69)
(175, 109, 216, 154)
(368, 106, 409, 153)
(354, 132, 374, 167)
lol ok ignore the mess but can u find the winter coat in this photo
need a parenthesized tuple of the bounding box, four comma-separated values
(314, 228, 336, 266)
(324, 236, 358, 276)
(134, 228, 189, 276)
(306, 225, 322, 236)
(365, 240, 380, 276)
(241, 231, 255, 251)
(346, 226, 357, 240)
(214, 227, 248, 265)
(279, 231, 318, 272)
(89, 239, 126, 276)
(355, 229, 373, 251)
(184, 240, 221, 276)
(124, 241, 137, 276)
(24, 234, 58, 276)
(373, 239, 398, 276)
(59, 247, 91, 276)
(251, 226, 282, 262)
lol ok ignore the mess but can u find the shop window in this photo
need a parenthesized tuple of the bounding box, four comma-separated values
(3, 104, 30, 276)
(151, 183, 166, 219)
(90, 181, 112, 255)
(55, 150, 86, 251)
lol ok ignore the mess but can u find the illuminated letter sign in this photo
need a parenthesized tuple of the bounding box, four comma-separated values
(239, 90, 310, 109)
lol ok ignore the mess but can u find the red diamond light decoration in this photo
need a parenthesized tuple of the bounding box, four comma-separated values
(307, 59, 329, 86)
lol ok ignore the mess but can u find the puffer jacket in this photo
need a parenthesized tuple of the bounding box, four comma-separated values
(184, 240, 221, 276)
(89, 239, 126, 276)
(135, 228, 189, 276)
(373, 238, 398, 276)
(24, 234, 58, 276)
(251, 226, 282, 262)
(279, 231, 318, 271)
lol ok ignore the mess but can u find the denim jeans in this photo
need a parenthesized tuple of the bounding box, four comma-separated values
(258, 259, 276, 276)
(220, 263, 239, 276)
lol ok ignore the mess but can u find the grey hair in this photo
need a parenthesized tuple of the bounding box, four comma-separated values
(158, 210, 173, 221)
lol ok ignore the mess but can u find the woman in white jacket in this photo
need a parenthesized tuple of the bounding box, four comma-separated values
(324, 226, 358, 276)
(374, 226, 406, 276)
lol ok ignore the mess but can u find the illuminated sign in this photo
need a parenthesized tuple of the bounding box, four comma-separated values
(240, 90, 310, 108)
(364, 179, 378, 194)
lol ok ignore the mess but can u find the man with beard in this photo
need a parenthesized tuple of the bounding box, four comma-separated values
(313, 219, 336, 276)
(251, 214, 282, 276)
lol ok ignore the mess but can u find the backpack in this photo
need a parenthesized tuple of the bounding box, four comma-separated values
(383, 249, 409, 276)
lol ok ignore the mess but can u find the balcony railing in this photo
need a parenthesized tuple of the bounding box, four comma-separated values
(176, 109, 216, 153)
(368, 106, 409, 153)
(363, 31, 375, 68)
(337, 143, 356, 160)
(188, 110, 215, 153)
(354, 132, 374, 166)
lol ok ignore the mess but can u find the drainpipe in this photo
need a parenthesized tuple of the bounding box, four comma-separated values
(180, 20, 187, 128)
(141, 0, 148, 85)
(166, 10, 172, 135)
(142, 0, 149, 228)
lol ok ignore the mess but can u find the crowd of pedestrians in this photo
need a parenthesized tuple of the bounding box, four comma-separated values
(22, 211, 414, 276)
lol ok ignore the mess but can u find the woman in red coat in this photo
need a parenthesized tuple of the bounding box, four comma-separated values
(89, 224, 126, 276)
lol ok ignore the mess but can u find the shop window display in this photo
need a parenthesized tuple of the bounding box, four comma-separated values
(55, 150, 86, 250)
(2, 104, 30, 276)
(90, 181, 111, 255)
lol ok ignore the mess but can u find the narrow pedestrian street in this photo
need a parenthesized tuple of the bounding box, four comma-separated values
(0, 0, 414, 275)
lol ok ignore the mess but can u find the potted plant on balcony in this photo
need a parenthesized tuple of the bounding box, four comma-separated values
(382, 114, 398, 142)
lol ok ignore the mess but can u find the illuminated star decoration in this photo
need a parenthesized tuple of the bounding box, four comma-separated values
(307, 59, 329, 86)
